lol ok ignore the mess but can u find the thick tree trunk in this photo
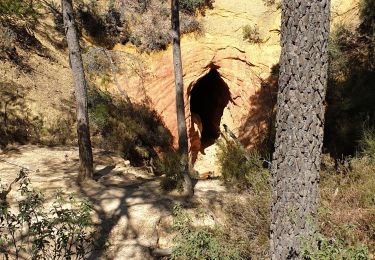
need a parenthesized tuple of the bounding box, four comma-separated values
(270, 0, 331, 258)
(62, 0, 94, 182)
(171, 0, 193, 197)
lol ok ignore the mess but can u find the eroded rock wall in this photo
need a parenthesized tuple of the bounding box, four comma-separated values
(112, 0, 359, 174)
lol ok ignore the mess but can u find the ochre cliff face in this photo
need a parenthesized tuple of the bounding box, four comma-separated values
(113, 0, 359, 173)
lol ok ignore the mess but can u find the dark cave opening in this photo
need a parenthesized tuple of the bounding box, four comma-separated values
(190, 69, 231, 150)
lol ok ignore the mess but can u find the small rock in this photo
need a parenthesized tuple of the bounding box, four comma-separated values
(123, 160, 131, 167)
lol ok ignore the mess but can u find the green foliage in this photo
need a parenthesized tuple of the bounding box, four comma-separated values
(0, 0, 38, 20)
(126, 0, 211, 52)
(156, 153, 185, 192)
(87, 86, 112, 133)
(301, 232, 369, 260)
(320, 156, 375, 254)
(217, 140, 269, 192)
(359, 0, 375, 47)
(180, 13, 203, 34)
(132, 8, 171, 52)
(359, 127, 375, 159)
(86, 86, 173, 165)
(243, 24, 263, 44)
(216, 139, 271, 258)
(0, 24, 16, 53)
(83, 47, 112, 76)
(0, 171, 95, 259)
(324, 3, 375, 158)
(180, 0, 214, 15)
(171, 203, 240, 260)
(262, 0, 281, 8)
(72, 1, 129, 48)
(222, 193, 270, 258)
(45, 116, 76, 145)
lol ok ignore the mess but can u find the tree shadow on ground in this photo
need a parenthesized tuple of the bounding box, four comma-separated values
(1, 145, 247, 259)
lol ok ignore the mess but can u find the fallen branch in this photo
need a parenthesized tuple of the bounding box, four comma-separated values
(151, 248, 172, 257)
(0, 168, 27, 201)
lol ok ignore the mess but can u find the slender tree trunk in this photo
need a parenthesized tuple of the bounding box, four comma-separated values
(171, 0, 193, 196)
(62, 0, 94, 182)
(270, 0, 331, 258)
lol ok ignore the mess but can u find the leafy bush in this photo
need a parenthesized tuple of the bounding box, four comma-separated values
(324, 8, 375, 158)
(301, 232, 369, 260)
(155, 153, 185, 192)
(222, 193, 270, 259)
(75, 1, 129, 48)
(180, 0, 214, 15)
(125, 0, 211, 52)
(217, 140, 269, 192)
(0, 0, 38, 20)
(0, 171, 95, 259)
(243, 24, 263, 44)
(44, 116, 76, 145)
(359, 127, 375, 159)
(83, 47, 112, 76)
(171, 203, 240, 260)
(131, 2, 171, 52)
(0, 24, 16, 53)
(262, 0, 281, 9)
(319, 156, 375, 255)
(86, 86, 173, 165)
(215, 138, 272, 258)
(180, 13, 203, 34)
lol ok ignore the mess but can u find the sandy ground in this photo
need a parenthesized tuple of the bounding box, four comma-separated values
(0, 145, 230, 259)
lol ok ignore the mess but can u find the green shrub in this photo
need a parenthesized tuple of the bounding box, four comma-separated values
(301, 232, 369, 260)
(171, 203, 240, 260)
(155, 153, 185, 192)
(359, 127, 375, 159)
(131, 3, 171, 52)
(85, 86, 173, 165)
(0, 171, 95, 259)
(262, 0, 281, 9)
(217, 140, 269, 192)
(222, 192, 270, 259)
(180, 13, 203, 34)
(324, 18, 375, 158)
(83, 48, 112, 76)
(0, 0, 38, 20)
(76, 2, 129, 48)
(320, 155, 375, 254)
(44, 115, 75, 145)
(180, 0, 214, 15)
(0, 24, 16, 53)
(243, 24, 263, 44)
(216, 139, 271, 258)
(127, 0, 210, 52)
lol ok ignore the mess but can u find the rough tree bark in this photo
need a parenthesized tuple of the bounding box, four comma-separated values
(62, 0, 94, 182)
(270, 0, 331, 258)
(171, 0, 194, 196)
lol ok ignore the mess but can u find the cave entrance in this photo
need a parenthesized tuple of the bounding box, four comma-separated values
(189, 69, 231, 153)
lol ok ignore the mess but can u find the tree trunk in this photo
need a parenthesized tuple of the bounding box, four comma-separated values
(270, 0, 331, 258)
(171, 0, 193, 197)
(62, 0, 94, 182)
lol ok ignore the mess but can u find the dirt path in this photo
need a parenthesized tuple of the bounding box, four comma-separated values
(0, 145, 228, 259)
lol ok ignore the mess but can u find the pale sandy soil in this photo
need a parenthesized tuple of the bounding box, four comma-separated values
(0, 145, 230, 259)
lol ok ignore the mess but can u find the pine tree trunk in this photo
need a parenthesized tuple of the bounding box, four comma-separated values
(171, 0, 193, 197)
(270, 0, 331, 258)
(62, 0, 94, 182)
